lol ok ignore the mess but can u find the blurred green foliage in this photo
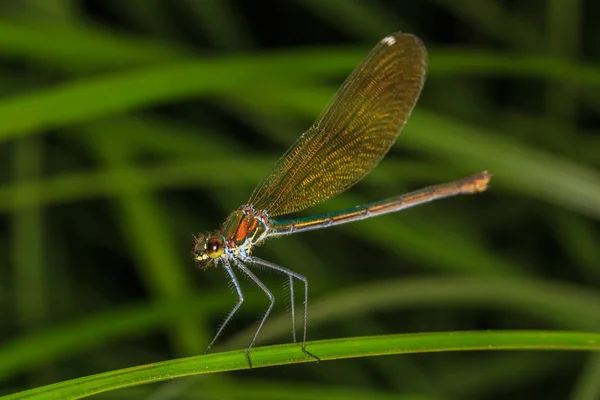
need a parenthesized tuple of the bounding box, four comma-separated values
(0, 1, 599, 399)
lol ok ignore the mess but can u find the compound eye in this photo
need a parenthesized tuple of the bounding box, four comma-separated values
(206, 237, 224, 259)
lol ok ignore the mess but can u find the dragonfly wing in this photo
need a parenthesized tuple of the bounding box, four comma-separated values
(248, 33, 427, 217)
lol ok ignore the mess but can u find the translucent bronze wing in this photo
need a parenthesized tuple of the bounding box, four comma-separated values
(248, 32, 427, 217)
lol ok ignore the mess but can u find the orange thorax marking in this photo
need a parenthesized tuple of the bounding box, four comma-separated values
(223, 208, 268, 249)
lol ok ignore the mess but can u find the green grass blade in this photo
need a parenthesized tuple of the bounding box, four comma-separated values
(0, 20, 190, 71)
(1, 49, 600, 144)
(2, 331, 599, 400)
(1, 276, 599, 383)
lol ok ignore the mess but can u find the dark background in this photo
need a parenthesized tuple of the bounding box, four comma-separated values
(1, 1, 599, 399)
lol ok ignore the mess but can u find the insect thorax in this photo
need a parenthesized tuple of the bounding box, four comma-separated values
(221, 205, 269, 256)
